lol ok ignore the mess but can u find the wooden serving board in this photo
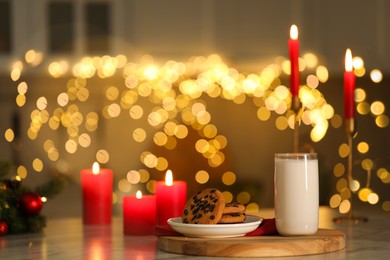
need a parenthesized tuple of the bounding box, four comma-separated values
(158, 229, 345, 257)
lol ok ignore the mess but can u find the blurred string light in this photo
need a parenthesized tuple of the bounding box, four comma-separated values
(330, 54, 389, 213)
(5, 50, 389, 211)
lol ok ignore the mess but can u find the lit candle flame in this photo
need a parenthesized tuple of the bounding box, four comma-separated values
(136, 190, 142, 199)
(345, 48, 353, 72)
(92, 162, 100, 175)
(290, 25, 298, 40)
(165, 169, 173, 186)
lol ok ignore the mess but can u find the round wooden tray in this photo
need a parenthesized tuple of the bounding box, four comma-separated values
(158, 228, 345, 257)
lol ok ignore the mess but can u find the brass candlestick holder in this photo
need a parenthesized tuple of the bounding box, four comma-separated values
(292, 96, 300, 153)
(333, 118, 368, 223)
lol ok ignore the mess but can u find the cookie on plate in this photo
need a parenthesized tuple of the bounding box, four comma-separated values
(182, 188, 225, 224)
(223, 202, 245, 214)
(218, 213, 246, 224)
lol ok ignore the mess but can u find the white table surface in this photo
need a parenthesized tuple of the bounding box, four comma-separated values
(1, 206, 389, 259)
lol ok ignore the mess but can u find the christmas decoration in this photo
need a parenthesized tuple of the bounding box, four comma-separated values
(0, 221, 8, 236)
(18, 192, 43, 215)
(0, 160, 66, 235)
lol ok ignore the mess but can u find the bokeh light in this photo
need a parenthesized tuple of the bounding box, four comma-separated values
(357, 142, 369, 154)
(4, 129, 14, 142)
(329, 194, 341, 208)
(237, 191, 251, 204)
(370, 101, 385, 116)
(195, 170, 209, 184)
(333, 163, 345, 177)
(338, 143, 350, 158)
(32, 158, 44, 172)
(222, 191, 233, 203)
(5, 50, 389, 212)
(222, 171, 236, 186)
(370, 69, 382, 83)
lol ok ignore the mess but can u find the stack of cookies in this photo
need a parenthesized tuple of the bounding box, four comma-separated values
(219, 202, 246, 224)
(181, 188, 246, 224)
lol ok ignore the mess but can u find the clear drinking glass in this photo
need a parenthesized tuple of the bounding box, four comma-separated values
(274, 153, 319, 236)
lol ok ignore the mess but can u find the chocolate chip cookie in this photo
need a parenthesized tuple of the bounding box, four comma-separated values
(223, 202, 246, 214)
(182, 188, 225, 224)
(218, 213, 246, 224)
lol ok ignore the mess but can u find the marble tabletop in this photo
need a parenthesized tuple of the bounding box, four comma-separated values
(1, 206, 389, 260)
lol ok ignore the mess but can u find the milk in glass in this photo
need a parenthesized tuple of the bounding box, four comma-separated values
(274, 153, 319, 236)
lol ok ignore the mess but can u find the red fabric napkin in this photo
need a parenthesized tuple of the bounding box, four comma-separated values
(245, 218, 278, 236)
(154, 218, 278, 237)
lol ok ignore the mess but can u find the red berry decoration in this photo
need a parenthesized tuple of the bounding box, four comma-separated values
(0, 221, 8, 236)
(19, 192, 43, 215)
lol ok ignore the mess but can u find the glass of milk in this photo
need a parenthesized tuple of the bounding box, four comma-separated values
(274, 153, 319, 236)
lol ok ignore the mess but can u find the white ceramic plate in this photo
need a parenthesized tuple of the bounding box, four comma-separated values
(167, 215, 262, 238)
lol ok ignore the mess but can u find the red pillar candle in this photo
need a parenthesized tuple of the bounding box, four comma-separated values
(344, 48, 356, 119)
(155, 170, 187, 227)
(81, 162, 113, 225)
(288, 24, 300, 97)
(123, 191, 156, 235)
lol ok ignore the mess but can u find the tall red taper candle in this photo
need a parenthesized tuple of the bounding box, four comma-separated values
(344, 48, 355, 119)
(81, 162, 113, 225)
(155, 170, 187, 227)
(288, 24, 300, 97)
